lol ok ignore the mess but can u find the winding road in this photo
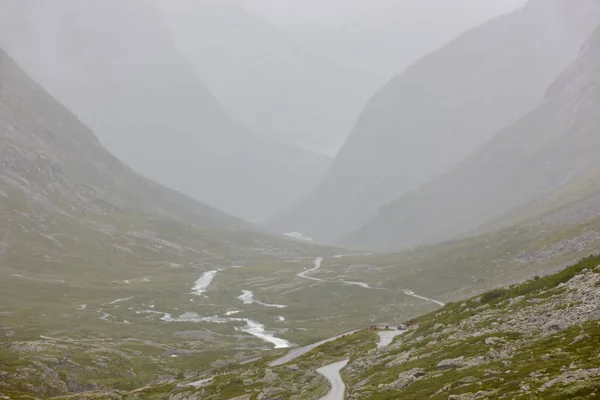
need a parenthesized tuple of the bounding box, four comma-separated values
(317, 359, 349, 400)
(297, 257, 326, 282)
(298, 257, 445, 307)
(377, 329, 407, 348)
(268, 330, 359, 367)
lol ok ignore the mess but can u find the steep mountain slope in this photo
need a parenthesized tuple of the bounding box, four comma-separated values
(0, 47, 337, 396)
(0, 48, 248, 237)
(345, 20, 600, 250)
(0, 0, 329, 222)
(268, 0, 600, 242)
(274, 0, 523, 77)
(159, 0, 381, 156)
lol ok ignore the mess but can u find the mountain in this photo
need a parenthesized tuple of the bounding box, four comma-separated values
(3, 42, 600, 395)
(268, 0, 600, 243)
(0, 47, 337, 397)
(0, 45, 285, 268)
(158, 0, 382, 156)
(345, 19, 600, 250)
(0, 0, 329, 222)
(273, 0, 524, 78)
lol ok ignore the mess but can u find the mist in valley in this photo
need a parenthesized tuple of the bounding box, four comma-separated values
(3, 1, 600, 399)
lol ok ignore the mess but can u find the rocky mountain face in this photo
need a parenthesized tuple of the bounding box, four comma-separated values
(268, 0, 600, 243)
(159, 0, 382, 156)
(0, 46, 299, 269)
(0, 0, 329, 222)
(345, 19, 600, 250)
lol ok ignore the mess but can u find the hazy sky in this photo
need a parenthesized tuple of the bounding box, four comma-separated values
(233, 0, 528, 76)
(237, 0, 526, 25)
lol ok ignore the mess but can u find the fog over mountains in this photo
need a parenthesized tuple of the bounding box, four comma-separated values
(6, 1, 600, 398)
(158, 0, 381, 156)
(268, 0, 600, 244)
(0, 0, 329, 222)
(247, 0, 525, 77)
(346, 12, 600, 249)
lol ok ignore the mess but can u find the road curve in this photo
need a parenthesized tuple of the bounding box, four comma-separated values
(268, 330, 360, 367)
(377, 329, 407, 348)
(297, 257, 325, 282)
(317, 359, 349, 400)
(299, 258, 446, 307)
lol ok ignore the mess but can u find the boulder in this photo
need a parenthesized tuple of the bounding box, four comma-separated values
(437, 356, 465, 371)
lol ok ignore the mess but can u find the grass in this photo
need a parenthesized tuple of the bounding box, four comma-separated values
(338, 255, 600, 400)
(320, 215, 600, 304)
(478, 254, 600, 305)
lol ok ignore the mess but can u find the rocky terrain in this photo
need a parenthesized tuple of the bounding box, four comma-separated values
(14, 255, 599, 399)
(3, 2, 600, 399)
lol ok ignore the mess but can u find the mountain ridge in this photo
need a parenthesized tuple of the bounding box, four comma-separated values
(344, 20, 600, 250)
(267, 0, 600, 243)
(0, 0, 329, 222)
(159, 0, 382, 156)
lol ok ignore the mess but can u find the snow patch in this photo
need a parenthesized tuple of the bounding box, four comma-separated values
(283, 232, 312, 242)
(333, 253, 373, 258)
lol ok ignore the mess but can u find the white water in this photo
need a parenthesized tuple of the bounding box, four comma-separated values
(403, 290, 445, 307)
(192, 270, 218, 296)
(225, 310, 241, 316)
(297, 257, 325, 282)
(237, 290, 287, 308)
(278, 316, 286, 322)
(136, 310, 166, 316)
(107, 297, 133, 305)
(161, 312, 291, 349)
(236, 319, 291, 349)
(340, 280, 372, 288)
(98, 310, 111, 321)
(300, 258, 445, 307)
